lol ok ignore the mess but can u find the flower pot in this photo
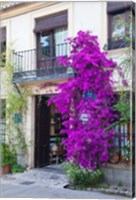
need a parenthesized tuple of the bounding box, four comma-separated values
(3, 164, 10, 174)
(52, 144, 58, 152)
(109, 155, 119, 164)
(0, 164, 10, 175)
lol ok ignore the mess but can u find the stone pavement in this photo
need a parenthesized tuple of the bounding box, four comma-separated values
(0, 164, 130, 199)
(1, 164, 69, 189)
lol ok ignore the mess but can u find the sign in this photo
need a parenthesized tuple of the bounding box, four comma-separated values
(80, 113, 89, 122)
(14, 113, 22, 124)
(83, 91, 96, 100)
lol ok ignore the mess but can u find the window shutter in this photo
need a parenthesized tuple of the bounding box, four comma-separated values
(34, 10, 67, 33)
(107, 2, 132, 13)
(0, 27, 6, 42)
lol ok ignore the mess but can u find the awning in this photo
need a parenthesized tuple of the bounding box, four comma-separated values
(34, 10, 67, 33)
(107, 1, 132, 13)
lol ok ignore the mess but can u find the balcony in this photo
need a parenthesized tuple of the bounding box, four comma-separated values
(13, 43, 74, 83)
(108, 39, 130, 50)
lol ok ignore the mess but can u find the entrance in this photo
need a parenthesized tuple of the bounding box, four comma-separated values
(35, 95, 66, 168)
(35, 95, 50, 167)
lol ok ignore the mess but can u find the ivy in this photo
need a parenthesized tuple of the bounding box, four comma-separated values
(2, 48, 30, 155)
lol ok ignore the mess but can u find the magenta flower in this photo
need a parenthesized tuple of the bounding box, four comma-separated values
(47, 31, 126, 170)
(122, 79, 128, 87)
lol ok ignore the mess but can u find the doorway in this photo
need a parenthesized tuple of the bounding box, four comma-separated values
(35, 95, 66, 168)
(35, 95, 50, 167)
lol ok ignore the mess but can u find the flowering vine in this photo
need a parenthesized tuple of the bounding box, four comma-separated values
(48, 31, 127, 170)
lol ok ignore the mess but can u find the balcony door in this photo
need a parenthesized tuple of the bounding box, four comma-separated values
(37, 27, 67, 71)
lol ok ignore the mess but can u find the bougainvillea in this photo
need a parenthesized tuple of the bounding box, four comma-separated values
(48, 31, 126, 170)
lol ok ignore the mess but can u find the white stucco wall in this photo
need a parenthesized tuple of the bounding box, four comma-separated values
(1, 2, 73, 51)
(1, 2, 107, 51)
(73, 2, 107, 50)
(108, 48, 132, 90)
(25, 96, 35, 168)
(10, 14, 31, 51)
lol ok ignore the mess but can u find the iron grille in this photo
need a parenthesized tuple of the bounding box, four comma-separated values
(13, 43, 74, 82)
(0, 119, 6, 143)
(109, 123, 131, 164)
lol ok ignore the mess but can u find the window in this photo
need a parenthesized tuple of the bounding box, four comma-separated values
(112, 13, 126, 41)
(40, 27, 68, 60)
(54, 27, 68, 57)
(0, 99, 6, 119)
(0, 27, 6, 67)
(34, 11, 68, 69)
(40, 33, 51, 58)
(0, 100, 6, 143)
(107, 2, 131, 50)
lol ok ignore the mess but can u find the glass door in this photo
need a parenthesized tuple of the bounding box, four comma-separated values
(37, 32, 52, 69)
(54, 27, 68, 57)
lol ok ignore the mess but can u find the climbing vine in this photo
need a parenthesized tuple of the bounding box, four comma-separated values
(113, 13, 133, 125)
(1, 48, 30, 156)
(47, 31, 129, 170)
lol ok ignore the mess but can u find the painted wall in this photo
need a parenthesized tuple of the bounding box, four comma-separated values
(73, 2, 107, 50)
(1, 2, 107, 51)
(108, 48, 131, 90)
(1, 2, 73, 51)
(10, 14, 30, 51)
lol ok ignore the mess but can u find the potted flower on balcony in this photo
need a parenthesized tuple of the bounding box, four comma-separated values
(0, 143, 16, 175)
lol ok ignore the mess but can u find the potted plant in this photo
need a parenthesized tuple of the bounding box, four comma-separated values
(123, 141, 132, 165)
(56, 137, 61, 146)
(0, 143, 16, 175)
(109, 146, 120, 164)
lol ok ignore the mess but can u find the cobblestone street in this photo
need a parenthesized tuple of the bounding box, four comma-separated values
(1, 164, 69, 189)
(0, 165, 129, 199)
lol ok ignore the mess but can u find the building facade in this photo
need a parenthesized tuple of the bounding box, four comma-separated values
(0, 1, 135, 187)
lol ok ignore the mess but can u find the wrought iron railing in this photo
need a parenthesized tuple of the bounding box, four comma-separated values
(108, 39, 130, 50)
(109, 123, 131, 164)
(13, 43, 73, 82)
(0, 119, 6, 143)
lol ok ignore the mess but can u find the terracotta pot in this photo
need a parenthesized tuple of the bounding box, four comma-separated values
(3, 164, 10, 174)
(0, 164, 10, 175)
(109, 155, 119, 164)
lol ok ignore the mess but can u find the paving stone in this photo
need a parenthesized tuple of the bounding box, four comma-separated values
(1, 165, 69, 189)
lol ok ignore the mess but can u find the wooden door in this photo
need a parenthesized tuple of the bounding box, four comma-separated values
(35, 95, 50, 167)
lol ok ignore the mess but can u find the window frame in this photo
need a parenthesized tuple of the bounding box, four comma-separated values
(0, 27, 6, 67)
(35, 11, 68, 69)
(0, 99, 6, 143)
(107, 2, 131, 50)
